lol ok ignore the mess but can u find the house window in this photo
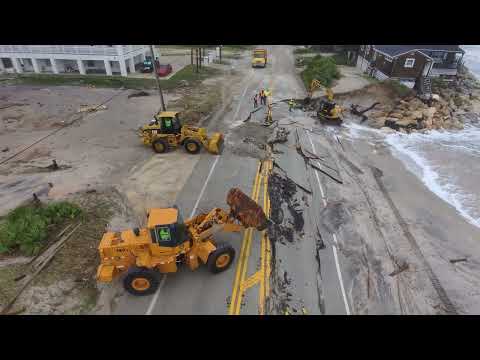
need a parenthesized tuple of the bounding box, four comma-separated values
(404, 58, 415, 68)
(87, 60, 95, 67)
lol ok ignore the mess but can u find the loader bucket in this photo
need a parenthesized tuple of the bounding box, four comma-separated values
(227, 188, 268, 231)
(207, 132, 224, 154)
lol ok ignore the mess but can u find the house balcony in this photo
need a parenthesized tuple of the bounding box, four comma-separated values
(0, 45, 120, 56)
(430, 62, 459, 77)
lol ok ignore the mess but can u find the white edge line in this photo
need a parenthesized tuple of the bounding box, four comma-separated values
(145, 155, 221, 315)
(146, 275, 167, 315)
(232, 74, 253, 122)
(190, 155, 220, 218)
(307, 131, 351, 315)
(332, 233, 351, 315)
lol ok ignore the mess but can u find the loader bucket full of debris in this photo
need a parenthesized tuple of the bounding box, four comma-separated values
(207, 132, 224, 154)
(227, 188, 268, 231)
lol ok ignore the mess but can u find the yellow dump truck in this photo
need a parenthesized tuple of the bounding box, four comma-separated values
(252, 48, 267, 68)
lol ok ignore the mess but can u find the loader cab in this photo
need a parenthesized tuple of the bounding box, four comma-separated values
(154, 111, 183, 135)
(147, 208, 187, 247)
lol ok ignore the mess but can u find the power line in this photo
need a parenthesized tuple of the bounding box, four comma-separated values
(0, 88, 128, 166)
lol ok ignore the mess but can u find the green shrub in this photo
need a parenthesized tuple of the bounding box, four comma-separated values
(301, 55, 341, 88)
(294, 48, 313, 55)
(0, 202, 82, 256)
(331, 53, 349, 66)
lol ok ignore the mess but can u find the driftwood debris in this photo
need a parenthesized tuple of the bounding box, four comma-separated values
(350, 102, 380, 123)
(0, 222, 82, 315)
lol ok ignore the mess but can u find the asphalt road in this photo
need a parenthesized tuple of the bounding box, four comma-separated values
(113, 46, 349, 315)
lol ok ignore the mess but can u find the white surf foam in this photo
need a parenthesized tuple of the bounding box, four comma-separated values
(384, 129, 480, 229)
(344, 121, 480, 228)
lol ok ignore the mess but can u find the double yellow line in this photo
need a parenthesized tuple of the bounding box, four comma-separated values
(228, 160, 272, 315)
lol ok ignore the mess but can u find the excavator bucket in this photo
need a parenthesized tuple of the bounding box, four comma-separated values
(227, 188, 268, 231)
(207, 132, 224, 154)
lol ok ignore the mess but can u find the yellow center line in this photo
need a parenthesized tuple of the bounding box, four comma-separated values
(233, 163, 263, 315)
(228, 161, 262, 315)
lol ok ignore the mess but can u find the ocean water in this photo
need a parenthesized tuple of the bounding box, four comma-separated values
(344, 122, 480, 229)
(462, 45, 480, 79)
(384, 126, 480, 228)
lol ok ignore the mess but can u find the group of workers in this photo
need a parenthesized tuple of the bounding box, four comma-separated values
(253, 89, 270, 108)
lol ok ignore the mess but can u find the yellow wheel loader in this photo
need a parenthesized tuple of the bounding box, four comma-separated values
(96, 188, 268, 296)
(139, 111, 224, 155)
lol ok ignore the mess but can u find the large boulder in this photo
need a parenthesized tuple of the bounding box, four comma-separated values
(395, 117, 419, 129)
(411, 110, 423, 120)
(423, 107, 437, 120)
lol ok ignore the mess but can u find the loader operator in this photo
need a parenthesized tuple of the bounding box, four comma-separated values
(153, 113, 182, 135)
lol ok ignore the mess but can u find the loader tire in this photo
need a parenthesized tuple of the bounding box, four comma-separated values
(152, 139, 168, 153)
(123, 267, 159, 296)
(207, 242, 235, 274)
(184, 139, 201, 154)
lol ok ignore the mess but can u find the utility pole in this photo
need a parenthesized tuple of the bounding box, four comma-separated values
(219, 45, 222, 63)
(149, 45, 166, 112)
(195, 48, 199, 73)
(191, 48, 194, 66)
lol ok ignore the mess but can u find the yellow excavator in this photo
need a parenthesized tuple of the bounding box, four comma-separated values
(96, 188, 268, 295)
(139, 111, 224, 154)
(306, 79, 343, 125)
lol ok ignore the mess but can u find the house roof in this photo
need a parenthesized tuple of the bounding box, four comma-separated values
(374, 45, 464, 57)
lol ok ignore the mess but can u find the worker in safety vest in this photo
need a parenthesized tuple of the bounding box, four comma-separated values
(288, 99, 295, 112)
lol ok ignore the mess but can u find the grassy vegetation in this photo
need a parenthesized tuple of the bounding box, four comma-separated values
(384, 79, 414, 98)
(13, 65, 221, 90)
(301, 55, 341, 88)
(0, 202, 83, 256)
(293, 48, 314, 55)
(331, 53, 350, 66)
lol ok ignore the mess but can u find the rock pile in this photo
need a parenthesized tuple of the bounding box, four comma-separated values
(363, 78, 480, 134)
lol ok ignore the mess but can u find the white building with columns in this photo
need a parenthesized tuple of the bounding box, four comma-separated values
(0, 45, 150, 77)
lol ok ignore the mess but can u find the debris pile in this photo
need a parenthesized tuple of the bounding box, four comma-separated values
(127, 91, 150, 99)
(77, 104, 108, 113)
(267, 127, 289, 145)
(267, 171, 304, 244)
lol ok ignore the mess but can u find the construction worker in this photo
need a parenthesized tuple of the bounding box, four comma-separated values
(288, 99, 295, 112)
(265, 103, 273, 125)
(260, 89, 265, 105)
(253, 93, 258, 108)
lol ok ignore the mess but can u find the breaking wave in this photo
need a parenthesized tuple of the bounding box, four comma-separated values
(344, 121, 480, 228)
(384, 126, 480, 229)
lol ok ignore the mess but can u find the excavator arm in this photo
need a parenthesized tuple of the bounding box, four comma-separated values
(307, 79, 334, 101)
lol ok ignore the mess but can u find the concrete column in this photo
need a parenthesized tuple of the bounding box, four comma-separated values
(31, 58, 40, 73)
(77, 59, 85, 75)
(50, 58, 59, 74)
(11, 57, 22, 73)
(115, 45, 124, 56)
(104, 59, 112, 75)
(119, 59, 128, 77)
(128, 57, 136, 73)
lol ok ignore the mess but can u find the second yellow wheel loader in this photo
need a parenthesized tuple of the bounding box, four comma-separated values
(139, 111, 224, 155)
